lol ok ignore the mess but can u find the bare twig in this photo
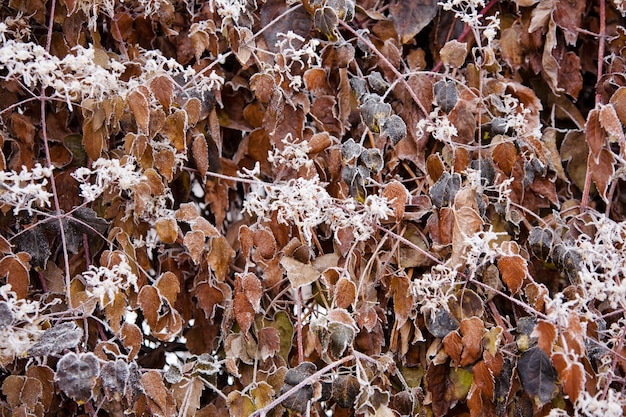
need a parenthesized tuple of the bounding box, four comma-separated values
(250, 355, 354, 417)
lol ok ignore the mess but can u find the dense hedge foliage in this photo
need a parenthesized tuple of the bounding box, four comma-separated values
(1, 0, 626, 416)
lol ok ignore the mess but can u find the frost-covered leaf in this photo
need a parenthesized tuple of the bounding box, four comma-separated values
(0, 301, 13, 329)
(341, 138, 363, 162)
(440, 40, 468, 68)
(430, 172, 461, 208)
(497, 254, 527, 295)
(128, 88, 151, 134)
(155, 217, 178, 244)
(100, 359, 129, 400)
(28, 321, 83, 357)
(360, 95, 392, 132)
(389, 0, 438, 44)
(314, 6, 339, 40)
(328, 321, 354, 358)
(55, 352, 100, 402)
(528, 227, 555, 261)
(434, 80, 459, 113)
(141, 370, 176, 417)
(367, 72, 389, 94)
(0, 253, 30, 299)
(281, 256, 321, 289)
(585, 107, 605, 161)
(332, 374, 360, 408)
(360, 148, 384, 173)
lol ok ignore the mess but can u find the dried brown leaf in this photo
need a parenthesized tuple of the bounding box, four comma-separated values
(600, 103, 625, 144)
(585, 107, 605, 161)
(334, 276, 356, 309)
(389, 0, 438, 44)
(440, 40, 468, 69)
(497, 254, 527, 295)
(383, 180, 408, 219)
(207, 236, 235, 281)
(141, 371, 176, 417)
(281, 256, 321, 289)
(257, 327, 281, 360)
(128, 87, 151, 134)
(195, 282, 225, 320)
(150, 75, 173, 111)
(192, 134, 209, 178)
(590, 148, 615, 202)
(552, 352, 584, 401)
(443, 331, 463, 365)
(184, 230, 206, 264)
(121, 322, 142, 361)
(460, 317, 484, 366)
(82, 117, 104, 161)
(161, 109, 188, 152)
(155, 217, 178, 244)
(156, 272, 180, 305)
(533, 320, 557, 355)
(233, 274, 256, 334)
(138, 285, 161, 328)
(0, 253, 30, 299)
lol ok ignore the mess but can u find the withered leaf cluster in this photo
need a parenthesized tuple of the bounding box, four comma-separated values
(1, 0, 626, 416)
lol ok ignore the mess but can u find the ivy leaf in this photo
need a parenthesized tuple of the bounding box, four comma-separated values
(359, 148, 384, 174)
(360, 95, 392, 132)
(314, 6, 339, 41)
(341, 138, 363, 162)
(517, 346, 558, 406)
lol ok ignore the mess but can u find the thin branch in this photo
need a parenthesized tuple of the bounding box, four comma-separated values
(41, 0, 73, 307)
(250, 355, 354, 417)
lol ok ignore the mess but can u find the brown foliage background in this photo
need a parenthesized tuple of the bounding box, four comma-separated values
(1, 0, 626, 416)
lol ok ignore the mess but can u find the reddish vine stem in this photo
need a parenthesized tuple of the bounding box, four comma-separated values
(581, 0, 606, 211)
(296, 287, 304, 363)
(42, 0, 73, 307)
